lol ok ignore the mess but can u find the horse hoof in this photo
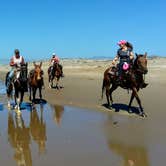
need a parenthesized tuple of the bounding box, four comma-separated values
(107, 105, 112, 110)
(140, 112, 147, 118)
(128, 109, 132, 114)
(7, 103, 11, 109)
(16, 110, 21, 115)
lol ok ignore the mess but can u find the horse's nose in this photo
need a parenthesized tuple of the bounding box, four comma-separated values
(37, 76, 41, 80)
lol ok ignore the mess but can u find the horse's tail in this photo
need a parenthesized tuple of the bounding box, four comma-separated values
(101, 78, 106, 100)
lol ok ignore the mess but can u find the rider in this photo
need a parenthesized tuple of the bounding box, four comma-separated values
(112, 40, 148, 88)
(7, 49, 25, 88)
(112, 40, 134, 81)
(49, 53, 64, 77)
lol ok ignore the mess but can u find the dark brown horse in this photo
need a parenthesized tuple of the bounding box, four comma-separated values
(102, 53, 148, 117)
(6, 63, 28, 113)
(28, 62, 44, 103)
(48, 62, 62, 89)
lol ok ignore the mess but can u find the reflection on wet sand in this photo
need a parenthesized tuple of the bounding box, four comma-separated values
(104, 116, 150, 166)
(30, 104, 47, 154)
(108, 141, 149, 166)
(8, 104, 47, 166)
(8, 112, 32, 166)
(51, 105, 64, 126)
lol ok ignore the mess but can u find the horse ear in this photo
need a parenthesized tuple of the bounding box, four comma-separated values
(144, 52, 147, 58)
(135, 53, 138, 57)
(40, 62, 42, 67)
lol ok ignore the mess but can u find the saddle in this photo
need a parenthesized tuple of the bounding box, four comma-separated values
(108, 62, 132, 85)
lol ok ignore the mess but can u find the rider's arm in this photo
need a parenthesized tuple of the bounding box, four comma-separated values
(49, 58, 54, 65)
(129, 51, 134, 60)
(112, 55, 119, 65)
(9, 57, 15, 66)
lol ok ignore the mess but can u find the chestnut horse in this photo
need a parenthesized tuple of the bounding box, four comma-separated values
(48, 62, 62, 89)
(102, 53, 148, 117)
(28, 62, 44, 103)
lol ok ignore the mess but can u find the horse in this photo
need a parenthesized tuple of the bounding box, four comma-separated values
(48, 62, 62, 89)
(6, 63, 28, 113)
(101, 53, 148, 117)
(28, 62, 44, 103)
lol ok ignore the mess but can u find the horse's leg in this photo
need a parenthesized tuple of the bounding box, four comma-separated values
(14, 89, 20, 111)
(19, 91, 24, 109)
(32, 87, 37, 103)
(105, 85, 110, 107)
(51, 77, 54, 88)
(109, 84, 118, 105)
(128, 91, 135, 113)
(7, 93, 11, 108)
(29, 86, 32, 101)
(48, 75, 51, 88)
(56, 77, 60, 89)
(16, 91, 22, 115)
(39, 86, 42, 100)
(132, 87, 147, 117)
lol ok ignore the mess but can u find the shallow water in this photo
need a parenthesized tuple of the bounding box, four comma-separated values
(0, 92, 166, 165)
(0, 81, 6, 95)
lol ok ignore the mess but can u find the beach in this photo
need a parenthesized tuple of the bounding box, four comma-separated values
(0, 58, 166, 166)
(1, 57, 166, 111)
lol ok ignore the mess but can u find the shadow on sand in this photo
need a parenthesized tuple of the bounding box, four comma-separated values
(102, 103, 140, 116)
(51, 85, 64, 90)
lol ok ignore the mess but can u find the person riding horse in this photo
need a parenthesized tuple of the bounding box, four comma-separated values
(49, 53, 64, 77)
(112, 40, 148, 88)
(7, 49, 27, 91)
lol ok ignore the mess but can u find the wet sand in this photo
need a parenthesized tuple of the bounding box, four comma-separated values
(0, 102, 165, 166)
(0, 58, 166, 166)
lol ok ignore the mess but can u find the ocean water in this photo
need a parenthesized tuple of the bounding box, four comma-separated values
(0, 58, 8, 65)
(0, 81, 6, 95)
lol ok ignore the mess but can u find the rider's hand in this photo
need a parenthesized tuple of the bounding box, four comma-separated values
(112, 61, 115, 65)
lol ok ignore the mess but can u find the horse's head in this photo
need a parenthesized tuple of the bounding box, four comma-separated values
(20, 63, 28, 81)
(33, 62, 43, 80)
(134, 52, 148, 74)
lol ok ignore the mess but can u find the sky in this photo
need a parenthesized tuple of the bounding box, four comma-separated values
(0, 0, 166, 61)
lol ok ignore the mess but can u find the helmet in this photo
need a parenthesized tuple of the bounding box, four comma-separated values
(117, 40, 127, 45)
(14, 49, 20, 54)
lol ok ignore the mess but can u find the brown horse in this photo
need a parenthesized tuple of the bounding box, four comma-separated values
(101, 53, 148, 117)
(48, 62, 62, 89)
(28, 62, 44, 103)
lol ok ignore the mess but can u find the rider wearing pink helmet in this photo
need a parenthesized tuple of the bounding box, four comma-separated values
(112, 40, 134, 80)
(112, 40, 148, 88)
